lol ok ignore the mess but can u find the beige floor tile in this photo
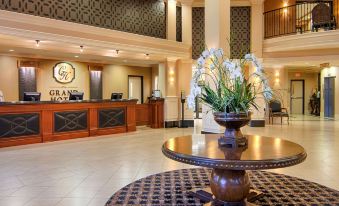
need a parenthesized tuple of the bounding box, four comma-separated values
(55, 197, 92, 206)
(24, 197, 61, 206)
(0, 117, 337, 205)
(0, 196, 33, 206)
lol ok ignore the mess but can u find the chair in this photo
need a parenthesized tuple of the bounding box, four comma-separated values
(268, 100, 289, 125)
(312, 2, 336, 32)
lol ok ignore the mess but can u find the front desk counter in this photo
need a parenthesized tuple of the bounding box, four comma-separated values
(0, 99, 138, 147)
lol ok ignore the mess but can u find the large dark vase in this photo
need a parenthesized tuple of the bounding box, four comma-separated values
(214, 112, 251, 147)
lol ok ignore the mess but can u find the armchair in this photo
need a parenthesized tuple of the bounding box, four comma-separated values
(269, 100, 289, 125)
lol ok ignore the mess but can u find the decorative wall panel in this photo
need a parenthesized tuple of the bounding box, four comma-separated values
(191, 7, 251, 59)
(89, 70, 102, 100)
(19, 67, 37, 101)
(54, 110, 88, 133)
(98, 108, 125, 128)
(231, 7, 251, 59)
(0, 113, 40, 138)
(176, 6, 182, 42)
(192, 7, 205, 59)
(0, 0, 166, 39)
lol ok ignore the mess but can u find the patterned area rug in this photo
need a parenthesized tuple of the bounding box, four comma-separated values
(106, 168, 339, 206)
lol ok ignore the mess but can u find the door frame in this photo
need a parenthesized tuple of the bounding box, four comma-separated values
(324, 76, 335, 118)
(128, 75, 144, 104)
(290, 79, 305, 114)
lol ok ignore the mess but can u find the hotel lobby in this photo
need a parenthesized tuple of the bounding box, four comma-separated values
(0, 0, 338, 205)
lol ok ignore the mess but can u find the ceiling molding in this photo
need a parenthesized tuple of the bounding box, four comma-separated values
(0, 11, 191, 62)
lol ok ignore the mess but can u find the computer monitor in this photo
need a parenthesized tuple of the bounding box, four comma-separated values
(69, 92, 84, 101)
(23, 92, 41, 101)
(111, 93, 123, 100)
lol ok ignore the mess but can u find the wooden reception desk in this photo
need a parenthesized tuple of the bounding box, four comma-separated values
(0, 99, 139, 148)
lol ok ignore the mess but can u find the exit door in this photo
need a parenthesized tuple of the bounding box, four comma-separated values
(324, 77, 335, 118)
(290, 80, 305, 114)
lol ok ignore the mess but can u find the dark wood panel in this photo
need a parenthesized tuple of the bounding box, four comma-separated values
(136, 104, 150, 126)
(0, 100, 137, 148)
(54, 110, 88, 133)
(0, 113, 40, 138)
(98, 108, 125, 128)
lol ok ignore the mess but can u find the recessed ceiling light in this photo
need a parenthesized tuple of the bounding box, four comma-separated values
(80, 45, 84, 53)
(9, 49, 14, 52)
(35, 40, 40, 47)
(74, 55, 79, 58)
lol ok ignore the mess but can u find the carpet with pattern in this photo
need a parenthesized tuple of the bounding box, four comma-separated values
(106, 168, 339, 206)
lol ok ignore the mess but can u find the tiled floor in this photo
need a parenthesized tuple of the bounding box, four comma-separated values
(0, 117, 338, 206)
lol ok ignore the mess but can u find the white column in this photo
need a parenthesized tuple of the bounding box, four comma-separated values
(250, 0, 264, 58)
(167, 0, 177, 41)
(181, 0, 193, 45)
(250, 0, 265, 120)
(203, 0, 231, 133)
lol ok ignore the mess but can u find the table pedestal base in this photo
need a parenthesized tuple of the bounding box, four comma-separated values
(188, 188, 264, 206)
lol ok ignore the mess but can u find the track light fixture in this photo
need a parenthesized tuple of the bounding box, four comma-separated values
(35, 40, 40, 47)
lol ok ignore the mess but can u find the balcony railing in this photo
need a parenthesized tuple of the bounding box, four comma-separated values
(264, 0, 339, 39)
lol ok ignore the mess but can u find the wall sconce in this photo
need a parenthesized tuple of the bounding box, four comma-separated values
(275, 71, 280, 77)
(283, 2, 288, 14)
(275, 78, 280, 83)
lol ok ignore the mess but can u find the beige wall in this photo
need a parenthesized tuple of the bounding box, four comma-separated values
(0, 56, 19, 101)
(321, 67, 339, 118)
(37, 61, 90, 101)
(103, 65, 152, 103)
(0, 55, 153, 102)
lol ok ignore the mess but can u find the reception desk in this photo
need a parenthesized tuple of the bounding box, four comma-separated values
(0, 99, 137, 148)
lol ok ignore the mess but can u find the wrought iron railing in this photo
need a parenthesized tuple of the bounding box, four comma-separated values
(264, 0, 339, 39)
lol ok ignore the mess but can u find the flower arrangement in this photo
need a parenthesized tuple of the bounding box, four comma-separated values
(187, 48, 273, 114)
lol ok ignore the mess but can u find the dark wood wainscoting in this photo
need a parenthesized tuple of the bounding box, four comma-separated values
(135, 98, 164, 128)
(0, 100, 137, 148)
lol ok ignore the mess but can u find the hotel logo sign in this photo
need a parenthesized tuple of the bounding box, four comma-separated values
(53, 62, 75, 84)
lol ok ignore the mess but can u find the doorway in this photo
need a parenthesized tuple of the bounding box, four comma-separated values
(324, 77, 335, 118)
(128, 76, 143, 104)
(290, 80, 305, 114)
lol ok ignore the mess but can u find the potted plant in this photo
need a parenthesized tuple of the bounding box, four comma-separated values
(187, 48, 273, 147)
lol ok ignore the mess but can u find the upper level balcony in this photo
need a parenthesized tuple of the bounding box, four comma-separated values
(264, 0, 339, 39)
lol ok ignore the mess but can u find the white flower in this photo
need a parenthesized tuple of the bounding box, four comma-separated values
(197, 56, 205, 66)
(214, 48, 224, 58)
(187, 94, 196, 109)
(209, 48, 216, 54)
(230, 67, 243, 82)
(202, 50, 210, 58)
(222, 61, 236, 70)
(209, 63, 215, 70)
(244, 53, 254, 61)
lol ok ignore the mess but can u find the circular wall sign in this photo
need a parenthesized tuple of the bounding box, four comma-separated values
(53, 62, 75, 84)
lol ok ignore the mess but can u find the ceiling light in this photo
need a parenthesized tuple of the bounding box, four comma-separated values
(116, 50, 119, 55)
(35, 40, 40, 47)
(145, 53, 150, 59)
(80, 45, 84, 53)
(9, 49, 14, 52)
(74, 55, 79, 58)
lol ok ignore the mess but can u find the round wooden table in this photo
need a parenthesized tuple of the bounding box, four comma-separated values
(162, 134, 307, 206)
